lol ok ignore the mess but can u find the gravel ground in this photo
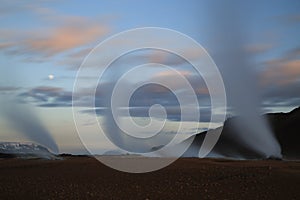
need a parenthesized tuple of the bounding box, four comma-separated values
(0, 157, 299, 200)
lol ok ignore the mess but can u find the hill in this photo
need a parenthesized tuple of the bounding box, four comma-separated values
(184, 107, 300, 159)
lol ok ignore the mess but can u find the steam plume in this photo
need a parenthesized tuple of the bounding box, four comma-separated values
(1, 100, 59, 154)
(208, 1, 281, 158)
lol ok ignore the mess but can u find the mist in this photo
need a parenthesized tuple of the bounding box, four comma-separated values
(208, 1, 281, 158)
(1, 100, 59, 154)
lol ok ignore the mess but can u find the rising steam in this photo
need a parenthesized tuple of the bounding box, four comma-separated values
(1, 99, 59, 154)
(208, 1, 281, 158)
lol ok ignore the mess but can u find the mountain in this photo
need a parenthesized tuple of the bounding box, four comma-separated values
(267, 107, 300, 159)
(183, 107, 300, 159)
(0, 142, 57, 159)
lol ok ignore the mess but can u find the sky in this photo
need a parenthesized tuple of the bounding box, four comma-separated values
(0, 0, 300, 154)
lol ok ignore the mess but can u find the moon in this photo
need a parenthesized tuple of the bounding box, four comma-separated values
(48, 74, 54, 80)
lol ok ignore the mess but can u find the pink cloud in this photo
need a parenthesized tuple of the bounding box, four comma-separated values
(147, 47, 205, 66)
(262, 59, 300, 86)
(0, 6, 110, 58)
(25, 21, 108, 56)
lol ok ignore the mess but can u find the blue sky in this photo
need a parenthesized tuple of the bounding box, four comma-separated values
(0, 0, 299, 154)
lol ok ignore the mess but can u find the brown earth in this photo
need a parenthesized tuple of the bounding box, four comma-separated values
(0, 156, 299, 200)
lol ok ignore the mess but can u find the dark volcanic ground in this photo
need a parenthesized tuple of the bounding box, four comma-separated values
(0, 156, 299, 200)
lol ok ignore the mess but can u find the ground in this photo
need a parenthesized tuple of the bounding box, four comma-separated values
(0, 157, 299, 200)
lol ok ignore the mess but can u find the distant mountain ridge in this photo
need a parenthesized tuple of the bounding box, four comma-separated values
(183, 107, 300, 159)
(0, 142, 57, 159)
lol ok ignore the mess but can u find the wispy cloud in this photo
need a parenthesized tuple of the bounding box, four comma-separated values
(1, 18, 109, 58)
(19, 86, 72, 107)
(19, 68, 211, 110)
(25, 21, 107, 56)
(279, 14, 300, 24)
(147, 48, 205, 66)
(0, 4, 110, 62)
(0, 86, 21, 94)
(262, 48, 300, 86)
(245, 43, 273, 54)
(260, 48, 300, 107)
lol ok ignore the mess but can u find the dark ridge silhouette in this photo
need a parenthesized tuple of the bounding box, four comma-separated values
(184, 107, 300, 159)
(0, 153, 16, 158)
(58, 153, 91, 158)
(267, 107, 300, 159)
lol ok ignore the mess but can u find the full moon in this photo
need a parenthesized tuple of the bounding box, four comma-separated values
(48, 74, 54, 80)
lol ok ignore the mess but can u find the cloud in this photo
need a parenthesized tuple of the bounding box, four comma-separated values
(261, 59, 300, 86)
(0, 1, 65, 19)
(18, 62, 212, 121)
(260, 47, 300, 108)
(60, 46, 207, 70)
(262, 49, 300, 86)
(0, 1, 32, 17)
(280, 14, 300, 24)
(19, 69, 211, 116)
(80, 106, 213, 122)
(1, 18, 108, 58)
(19, 85, 102, 108)
(245, 43, 273, 54)
(150, 70, 193, 90)
(0, 42, 14, 49)
(0, 3, 110, 61)
(261, 86, 300, 110)
(0, 86, 21, 91)
(19, 86, 73, 107)
(285, 47, 300, 59)
(0, 86, 21, 94)
(147, 48, 205, 66)
(57, 47, 94, 69)
(150, 69, 209, 96)
(28, 25, 106, 56)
